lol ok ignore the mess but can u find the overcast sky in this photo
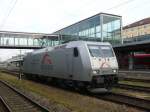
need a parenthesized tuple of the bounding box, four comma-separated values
(0, 0, 150, 61)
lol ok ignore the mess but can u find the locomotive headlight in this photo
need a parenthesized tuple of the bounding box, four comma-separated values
(113, 69, 117, 73)
(93, 70, 97, 74)
(93, 70, 99, 74)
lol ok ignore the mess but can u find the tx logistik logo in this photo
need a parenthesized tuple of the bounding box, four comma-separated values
(100, 58, 110, 68)
(41, 53, 53, 71)
(42, 53, 52, 64)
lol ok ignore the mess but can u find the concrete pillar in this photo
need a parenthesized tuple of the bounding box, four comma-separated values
(14, 37, 15, 46)
(100, 15, 103, 42)
(129, 52, 134, 70)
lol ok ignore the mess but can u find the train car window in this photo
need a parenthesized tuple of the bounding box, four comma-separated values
(74, 47, 79, 57)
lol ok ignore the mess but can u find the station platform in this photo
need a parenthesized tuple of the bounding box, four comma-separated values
(118, 70, 150, 80)
(119, 70, 150, 74)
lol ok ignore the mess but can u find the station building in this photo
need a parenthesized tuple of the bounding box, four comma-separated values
(52, 13, 122, 45)
(122, 17, 150, 39)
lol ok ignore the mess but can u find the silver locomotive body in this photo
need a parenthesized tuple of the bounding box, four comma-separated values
(23, 41, 118, 91)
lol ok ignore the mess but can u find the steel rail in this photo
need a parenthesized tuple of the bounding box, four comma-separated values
(0, 80, 49, 112)
(119, 77, 150, 83)
(116, 83, 150, 93)
(1, 70, 150, 111)
(0, 96, 12, 112)
(94, 92, 150, 111)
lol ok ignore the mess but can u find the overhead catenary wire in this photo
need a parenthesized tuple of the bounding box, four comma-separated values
(118, 0, 150, 14)
(104, 0, 137, 11)
(0, 0, 18, 30)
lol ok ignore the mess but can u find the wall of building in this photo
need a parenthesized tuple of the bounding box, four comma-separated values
(122, 21, 150, 38)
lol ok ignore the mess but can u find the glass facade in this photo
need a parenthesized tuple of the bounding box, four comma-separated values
(0, 33, 61, 47)
(53, 13, 122, 45)
(0, 13, 122, 48)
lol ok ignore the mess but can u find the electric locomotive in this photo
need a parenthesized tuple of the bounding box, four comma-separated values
(23, 41, 118, 92)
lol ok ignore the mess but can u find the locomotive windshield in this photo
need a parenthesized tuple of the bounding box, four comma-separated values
(88, 46, 102, 57)
(88, 45, 114, 57)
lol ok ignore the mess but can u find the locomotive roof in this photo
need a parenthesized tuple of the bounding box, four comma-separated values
(31, 47, 53, 54)
(68, 41, 111, 45)
(66, 41, 111, 47)
(30, 41, 111, 54)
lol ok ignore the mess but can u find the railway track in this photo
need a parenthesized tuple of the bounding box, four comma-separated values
(0, 80, 49, 112)
(0, 96, 11, 112)
(119, 70, 150, 83)
(116, 83, 150, 93)
(1, 71, 150, 111)
(119, 70, 150, 75)
(0, 70, 19, 76)
(94, 92, 150, 111)
(119, 77, 150, 83)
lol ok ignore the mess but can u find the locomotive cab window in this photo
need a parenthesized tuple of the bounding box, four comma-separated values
(88, 45, 102, 57)
(88, 45, 114, 57)
(100, 46, 114, 57)
(73, 47, 79, 57)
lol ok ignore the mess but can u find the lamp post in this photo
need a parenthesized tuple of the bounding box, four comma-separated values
(18, 50, 22, 80)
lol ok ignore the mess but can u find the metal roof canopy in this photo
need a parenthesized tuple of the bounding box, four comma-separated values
(113, 39, 150, 52)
